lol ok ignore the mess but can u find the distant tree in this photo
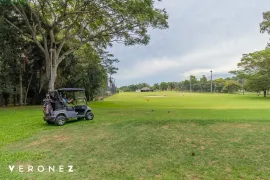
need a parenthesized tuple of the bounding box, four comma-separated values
(192, 83, 201, 92)
(222, 80, 242, 93)
(189, 75, 197, 91)
(214, 78, 226, 93)
(119, 86, 129, 92)
(200, 75, 207, 83)
(200, 75, 208, 92)
(230, 71, 247, 95)
(181, 80, 190, 91)
(152, 83, 160, 91)
(129, 84, 139, 92)
(137, 83, 150, 89)
(160, 82, 168, 91)
(167, 82, 176, 91)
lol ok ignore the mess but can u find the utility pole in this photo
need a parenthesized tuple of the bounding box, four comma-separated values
(190, 75, 192, 92)
(210, 70, 213, 93)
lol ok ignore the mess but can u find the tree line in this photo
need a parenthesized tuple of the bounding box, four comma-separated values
(119, 75, 244, 93)
(0, 0, 168, 106)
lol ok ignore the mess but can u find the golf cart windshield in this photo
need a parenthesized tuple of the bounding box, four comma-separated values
(56, 88, 87, 106)
(74, 91, 87, 105)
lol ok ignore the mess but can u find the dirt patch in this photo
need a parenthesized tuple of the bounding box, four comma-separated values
(185, 138, 191, 143)
(230, 138, 241, 143)
(212, 123, 254, 132)
(24, 137, 50, 148)
(225, 167, 232, 172)
(233, 124, 253, 129)
(162, 125, 169, 129)
(208, 161, 217, 166)
(54, 135, 69, 142)
(155, 174, 162, 179)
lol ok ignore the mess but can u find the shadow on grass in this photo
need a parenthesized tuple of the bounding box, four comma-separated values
(43, 116, 96, 126)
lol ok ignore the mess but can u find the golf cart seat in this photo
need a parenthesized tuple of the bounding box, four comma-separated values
(48, 93, 64, 110)
(53, 101, 64, 110)
(48, 91, 73, 111)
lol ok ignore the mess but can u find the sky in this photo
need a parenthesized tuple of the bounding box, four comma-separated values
(109, 0, 270, 87)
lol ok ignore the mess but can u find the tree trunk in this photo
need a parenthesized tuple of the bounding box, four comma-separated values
(13, 88, 16, 106)
(3, 92, 10, 107)
(24, 72, 33, 105)
(19, 68, 23, 106)
(39, 69, 45, 94)
(48, 49, 57, 91)
(88, 87, 93, 101)
(48, 74, 55, 91)
(264, 90, 267, 97)
(0, 93, 2, 107)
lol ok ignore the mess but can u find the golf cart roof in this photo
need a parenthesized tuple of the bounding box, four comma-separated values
(56, 88, 85, 91)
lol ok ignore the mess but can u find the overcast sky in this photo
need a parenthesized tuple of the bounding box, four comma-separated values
(109, 0, 270, 87)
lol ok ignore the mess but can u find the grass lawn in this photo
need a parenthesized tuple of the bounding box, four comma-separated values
(1, 92, 270, 179)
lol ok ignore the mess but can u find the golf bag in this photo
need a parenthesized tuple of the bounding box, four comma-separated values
(43, 100, 53, 117)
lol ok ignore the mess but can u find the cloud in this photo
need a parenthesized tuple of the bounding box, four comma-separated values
(115, 34, 268, 84)
(110, 0, 270, 86)
(116, 58, 181, 80)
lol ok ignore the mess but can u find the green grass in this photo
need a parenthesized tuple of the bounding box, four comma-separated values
(1, 92, 270, 179)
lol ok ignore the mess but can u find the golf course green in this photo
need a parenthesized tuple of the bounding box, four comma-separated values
(1, 92, 270, 179)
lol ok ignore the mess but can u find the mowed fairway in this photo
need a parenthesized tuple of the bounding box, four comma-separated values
(1, 92, 270, 179)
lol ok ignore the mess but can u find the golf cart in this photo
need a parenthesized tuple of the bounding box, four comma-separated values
(43, 88, 94, 126)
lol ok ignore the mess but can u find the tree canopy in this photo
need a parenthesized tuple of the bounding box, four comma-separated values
(0, 0, 168, 106)
(3, 0, 168, 90)
(231, 49, 270, 97)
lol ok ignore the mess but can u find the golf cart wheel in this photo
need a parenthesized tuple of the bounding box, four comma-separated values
(55, 115, 67, 126)
(85, 111, 94, 120)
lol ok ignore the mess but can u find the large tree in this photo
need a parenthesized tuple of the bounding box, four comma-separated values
(260, 11, 270, 47)
(227, 11, 270, 97)
(231, 49, 270, 97)
(4, 0, 168, 91)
